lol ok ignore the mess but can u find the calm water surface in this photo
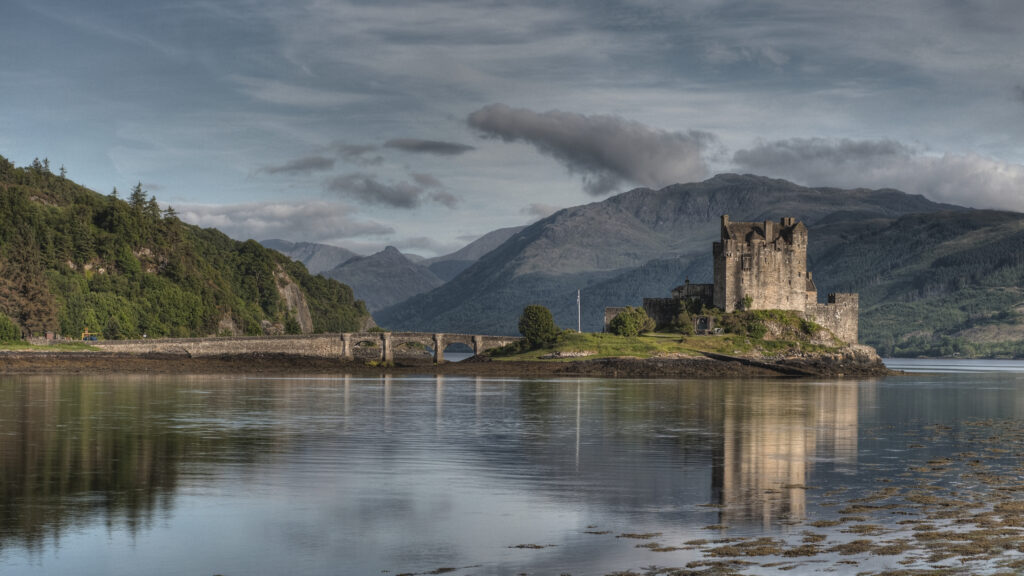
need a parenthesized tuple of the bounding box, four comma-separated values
(2, 362, 1024, 575)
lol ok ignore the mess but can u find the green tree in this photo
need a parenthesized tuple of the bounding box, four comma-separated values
(609, 306, 655, 337)
(103, 316, 122, 340)
(0, 313, 21, 342)
(518, 304, 558, 347)
(129, 182, 147, 210)
(673, 309, 695, 335)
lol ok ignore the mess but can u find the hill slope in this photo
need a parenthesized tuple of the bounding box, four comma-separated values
(0, 155, 370, 339)
(323, 246, 444, 312)
(423, 226, 525, 281)
(260, 239, 359, 274)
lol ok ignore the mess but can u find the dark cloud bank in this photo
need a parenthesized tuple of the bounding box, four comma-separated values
(384, 138, 475, 155)
(260, 155, 336, 175)
(467, 103, 715, 195)
(327, 173, 457, 209)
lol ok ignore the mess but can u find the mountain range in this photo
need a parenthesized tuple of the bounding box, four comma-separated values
(261, 226, 525, 312)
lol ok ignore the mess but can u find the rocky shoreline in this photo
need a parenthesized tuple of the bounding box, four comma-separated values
(0, 345, 892, 378)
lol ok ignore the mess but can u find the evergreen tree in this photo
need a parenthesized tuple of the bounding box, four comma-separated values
(145, 195, 161, 219)
(103, 316, 122, 340)
(129, 182, 147, 210)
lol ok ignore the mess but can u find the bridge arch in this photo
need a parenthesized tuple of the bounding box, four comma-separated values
(340, 332, 522, 363)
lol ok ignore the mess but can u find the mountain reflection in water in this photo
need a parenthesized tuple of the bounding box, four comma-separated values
(5, 372, 1019, 575)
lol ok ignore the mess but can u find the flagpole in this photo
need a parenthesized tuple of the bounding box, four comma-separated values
(577, 289, 581, 333)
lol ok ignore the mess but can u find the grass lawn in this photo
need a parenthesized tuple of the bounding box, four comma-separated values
(0, 341, 98, 352)
(490, 330, 837, 361)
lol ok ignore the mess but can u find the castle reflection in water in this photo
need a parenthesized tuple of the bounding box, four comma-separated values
(711, 381, 865, 528)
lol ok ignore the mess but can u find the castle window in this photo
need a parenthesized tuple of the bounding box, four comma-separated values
(741, 255, 752, 271)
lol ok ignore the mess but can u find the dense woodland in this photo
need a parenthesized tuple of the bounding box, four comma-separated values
(0, 155, 369, 339)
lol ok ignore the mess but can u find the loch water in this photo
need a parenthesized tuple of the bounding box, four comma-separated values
(2, 361, 1024, 575)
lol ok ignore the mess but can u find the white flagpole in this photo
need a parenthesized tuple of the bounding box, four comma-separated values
(577, 289, 581, 333)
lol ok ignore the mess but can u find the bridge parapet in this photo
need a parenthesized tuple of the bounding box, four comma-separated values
(340, 331, 522, 363)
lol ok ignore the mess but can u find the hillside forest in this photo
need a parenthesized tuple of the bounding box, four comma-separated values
(0, 155, 370, 340)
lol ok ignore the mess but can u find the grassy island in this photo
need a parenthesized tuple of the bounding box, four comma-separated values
(490, 308, 843, 362)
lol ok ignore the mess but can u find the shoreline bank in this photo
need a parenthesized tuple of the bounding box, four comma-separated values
(0, 346, 892, 378)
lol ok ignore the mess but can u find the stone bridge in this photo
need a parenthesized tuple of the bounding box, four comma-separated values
(91, 332, 523, 363)
(343, 332, 522, 363)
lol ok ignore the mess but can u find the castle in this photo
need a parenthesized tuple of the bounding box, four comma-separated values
(607, 215, 859, 344)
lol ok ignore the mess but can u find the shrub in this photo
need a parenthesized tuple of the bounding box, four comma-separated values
(800, 318, 822, 336)
(609, 306, 655, 337)
(518, 304, 559, 347)
(0, 314, 21, 342)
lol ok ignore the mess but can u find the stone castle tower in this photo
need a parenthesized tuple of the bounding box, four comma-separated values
(610, 214, 860, 344)
(713, 215, 816, 313)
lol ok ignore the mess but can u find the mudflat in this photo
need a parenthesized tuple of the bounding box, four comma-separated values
(0, 347, 892, 378)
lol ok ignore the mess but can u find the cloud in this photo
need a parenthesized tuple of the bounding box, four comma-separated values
(520, 203, 562, 219)
(384, 138, 475, 155)
(230, 75, 364, 109)
(732, 137, 1024, 211)
(428, 189, 458, 208)
(330, 143, 384, 166)
(326, 172, 458, 209)
(176, 200, 393, 243)
(412, 173, 442, 188)
(1015, 84, 1024, 104)
(702, 42, 790, 67)
(467, 103, 715, 195)
(260, 155, 336, 175)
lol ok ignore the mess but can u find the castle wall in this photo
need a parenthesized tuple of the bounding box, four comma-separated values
(642, 298, 678, 330)
(672, 282, 714, 306)
(805, 293, 859, 345)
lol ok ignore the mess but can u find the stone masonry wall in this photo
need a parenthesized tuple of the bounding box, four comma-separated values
(642, 298, 678, 330)
(806, 293, 859, 345)
(93, 334, 345, 358)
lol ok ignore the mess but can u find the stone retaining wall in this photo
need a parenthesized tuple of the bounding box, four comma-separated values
(93, 334, 345, 358)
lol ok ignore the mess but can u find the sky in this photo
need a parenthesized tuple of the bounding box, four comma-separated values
(4, 1, 1024, 257)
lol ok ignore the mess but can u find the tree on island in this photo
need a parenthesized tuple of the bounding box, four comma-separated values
(518, 304, 559, 348)
(609, 306, 655, 337)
